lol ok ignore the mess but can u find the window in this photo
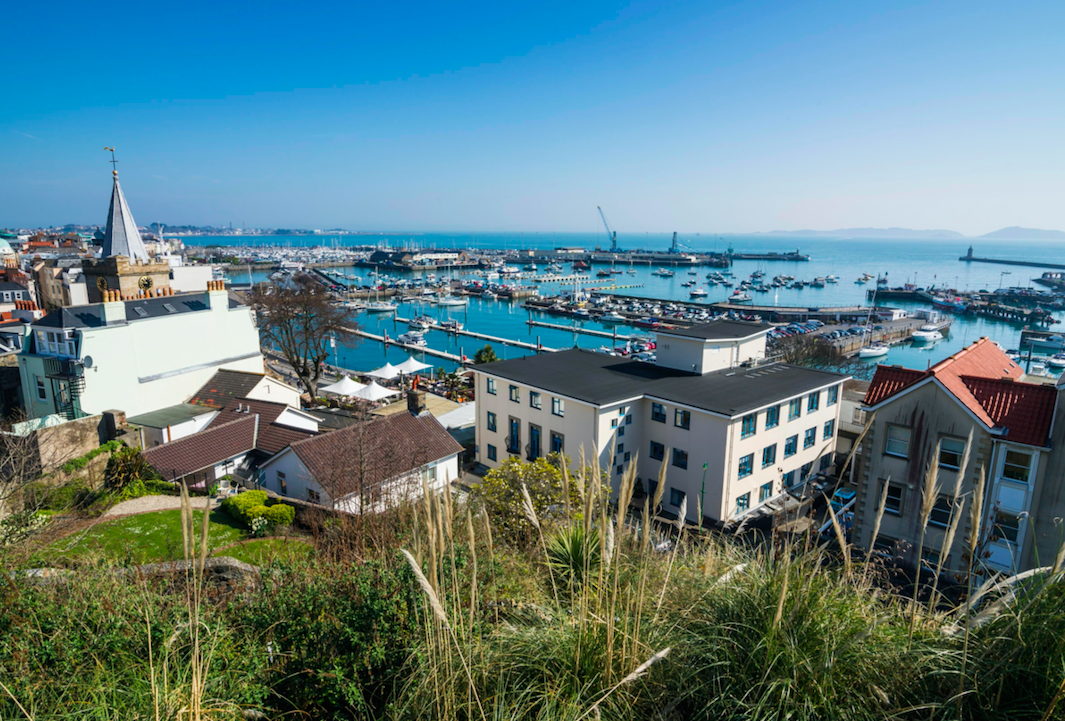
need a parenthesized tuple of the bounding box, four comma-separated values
(738, 453, 753, 478)
(1002, 450, 1033, 483)
(550, 432, 564, 454)
(807, 392, 820, 412)
(486, 411, 497, 432)
(651, 403, 666, 423)
(820, 454, 832, 471)
(133, 307, 148, 317)
(759, 482, 773, 502)
(852, 407, 867, 425)
(885, 425, 911, 458)
(783, 470, 796, 486)
(823, 420, 834, 439)
(277, 471, 287, 496)
(784, 435, 798, 458)
(827, 385, 838, 406)
(528, 424, 542, 460)
(611, 418, 618, 429)
(530, 391, 541, 409)
(487, 444, 497, 461)
(929, 495, 953, 528)
(882, 482, 904, 515)
(674, 409, 691, 430)
(736, 492, 750, 514)
(486, 378, 497, 395)
(801, 462, 813, 480)
(616, 443, 625, 455)
(307, 488, 321, 504)
(873, 535, 898, 555)
(741, 414, 756, 438)
(804, 428, 816, 449)
(618, 425, 625, 437)
(788, 398, 801, 420)
(650, 440, 665, 460)
(552, 397, 565, 417)
(507, 418, 521, 454)
(672, 448, 688, 469)
(625, 415, 633, 425)
(670, 488, 685, 507)
(35, 375, 46, 401)
(624, 451, 630, 462)
(509, 385, 520, 403)
(993, 510, 1021, 544)
(921, 548, 942, 571)
(762, 444, 777, 468)
(938, 437, 965, 469)
(765, 405, 780, 429)
(163, 302, 177, 313)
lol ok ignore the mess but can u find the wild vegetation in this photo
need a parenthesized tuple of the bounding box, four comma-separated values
(1, 453, 1064, 719)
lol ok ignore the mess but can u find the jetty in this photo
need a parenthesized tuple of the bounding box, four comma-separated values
(525, 320, 648, 342)
(959, 246, 1065, 271)
(392, 316, 557, 353)
(348, 328, 462, 361)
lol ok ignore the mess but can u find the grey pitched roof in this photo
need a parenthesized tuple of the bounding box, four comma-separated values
(476, 348, 847, 417)
(32, 293, 243, 329)
(656, 319, 771, 341)
(102, 173, 149, 261)
(0, 282, 27, 292)
(127, 403, 216, 428)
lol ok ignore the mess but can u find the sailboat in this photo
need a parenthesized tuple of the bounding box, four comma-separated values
(857, 277, 889, 358)
(366, 285, 397, 313)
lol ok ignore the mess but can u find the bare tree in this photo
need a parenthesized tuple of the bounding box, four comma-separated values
(248, 274, 361, 398)
(771, 334, 874, 380)
(0, 423, 43, 521)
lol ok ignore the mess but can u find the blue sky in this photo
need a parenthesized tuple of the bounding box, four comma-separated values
(4, 0, 1064, 234)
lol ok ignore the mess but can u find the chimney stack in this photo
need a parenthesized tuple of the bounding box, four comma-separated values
(407, 389, 427, 416)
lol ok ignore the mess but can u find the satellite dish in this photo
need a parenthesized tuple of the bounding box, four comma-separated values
(83, 356, 94, 369)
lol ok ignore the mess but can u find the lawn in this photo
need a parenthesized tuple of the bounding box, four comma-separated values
(212, 537, 315, 566)
(35, 508, 248, 566)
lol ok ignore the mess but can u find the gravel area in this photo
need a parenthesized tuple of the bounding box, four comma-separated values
(105, 494, 220, 517)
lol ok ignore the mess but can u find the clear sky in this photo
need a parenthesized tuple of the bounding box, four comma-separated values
(4, 0, 1064, 234)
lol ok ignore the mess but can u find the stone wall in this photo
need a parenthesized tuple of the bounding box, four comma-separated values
(34, 414, 106, 473)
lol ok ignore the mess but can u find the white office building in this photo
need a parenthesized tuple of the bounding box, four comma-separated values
(473, 320, 847, 524)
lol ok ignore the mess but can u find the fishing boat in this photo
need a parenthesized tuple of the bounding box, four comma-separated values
(573, 261, 590, 272)
(911, 325, 944, 343)
(397, 331, 427, 346)
(689, 287, 708, 298)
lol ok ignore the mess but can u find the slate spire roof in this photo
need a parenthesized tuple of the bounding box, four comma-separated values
(102, 171, 149, 261)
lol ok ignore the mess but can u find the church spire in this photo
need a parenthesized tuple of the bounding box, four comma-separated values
(100, 148, 149, 261)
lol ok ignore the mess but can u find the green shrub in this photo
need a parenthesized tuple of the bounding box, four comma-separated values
(58, 439, 125, 475)
(220, 490, 270, 527)
(263, 504, 295, 527)
(104, 447, 158, 490)
(246, 505, 270, 521)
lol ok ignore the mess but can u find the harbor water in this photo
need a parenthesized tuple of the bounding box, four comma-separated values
(194, 233, 1065, 377)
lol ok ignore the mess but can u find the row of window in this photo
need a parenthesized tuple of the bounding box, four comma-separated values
(650, 402, 691, 429)
(486, 378, 567, 416)
(484, 413, 565, 462)
(884, 427, 1034, 484)
(739, 386, 838, 439)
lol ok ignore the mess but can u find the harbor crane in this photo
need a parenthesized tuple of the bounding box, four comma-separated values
(597, 206, 618, 251)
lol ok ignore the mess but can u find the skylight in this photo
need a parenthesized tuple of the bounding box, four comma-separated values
(133, 307, 148, 317)
(163, 303, 176, 313)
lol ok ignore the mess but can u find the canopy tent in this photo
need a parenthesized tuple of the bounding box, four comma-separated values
(366, 362, 401, 380)
(352, 380, 400, 402)
(394, 356, 433, 374)
(320, 376, 366, 395)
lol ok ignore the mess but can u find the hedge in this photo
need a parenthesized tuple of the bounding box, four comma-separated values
(220, 491, 294, 528)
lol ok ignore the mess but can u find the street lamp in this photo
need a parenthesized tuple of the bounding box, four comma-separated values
(999, 271, 1011, 290)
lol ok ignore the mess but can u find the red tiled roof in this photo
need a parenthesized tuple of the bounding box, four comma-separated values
(961, 376, 1056, 447)
(287, 412, 463, 492)
(864, 338, 1054, 446)
(204, 397, 316, 454)
(143, 416, 257, 479)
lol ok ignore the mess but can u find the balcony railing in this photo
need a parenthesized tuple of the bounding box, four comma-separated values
(505, 437, 520, 455)
(43, 357, 84, 380)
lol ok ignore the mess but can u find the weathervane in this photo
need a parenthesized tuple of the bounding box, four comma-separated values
(103, 146, 118, 175)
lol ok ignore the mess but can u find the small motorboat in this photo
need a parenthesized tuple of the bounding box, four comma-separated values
(1046, 353, 1065, 369)
(600, 311, 626, 323)
(689, 288, 708, 298)
(1028, 334, 1065, 351)
(911, 324, 944, 343)
(730, 292, 752, 302)
(858, 344, 890, 359)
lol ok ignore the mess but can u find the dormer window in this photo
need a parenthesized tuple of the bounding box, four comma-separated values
(34, 329, 77, 358)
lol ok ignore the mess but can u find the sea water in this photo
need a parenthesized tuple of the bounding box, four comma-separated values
(188, 233, 1065, 376)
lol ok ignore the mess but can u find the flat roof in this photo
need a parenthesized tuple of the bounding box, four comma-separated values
(656, 319, 771, 341)
(127, 403, 214, 428)
(476, 348, 846, 416)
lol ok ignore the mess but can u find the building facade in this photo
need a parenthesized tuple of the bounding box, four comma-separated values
(852, 339, 1058, 576)
(473, 320, 847, 524)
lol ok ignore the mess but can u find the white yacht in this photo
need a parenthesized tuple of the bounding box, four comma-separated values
(911, 325, 944, 342)
(858, 344, 889, 359)
(689, 288, 708, 298)
(408, 315, 434, 330)
(398, 331, 427, 346)
(366, 301, 397, 313)
(600, 311, 626, 322)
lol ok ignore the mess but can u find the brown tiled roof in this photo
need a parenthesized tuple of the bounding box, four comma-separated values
(203, 397, 316, 454)
(287, 412, 463, 490)
(188, 369, 266, 408)
(864, 338, 1054, 447)
(143, 416, 257, 480)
